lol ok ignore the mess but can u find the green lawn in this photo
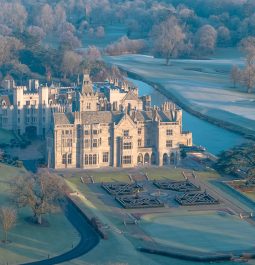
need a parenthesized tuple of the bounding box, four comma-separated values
(0, 129, 15, 145)
(0, 163, 80, 264)
(63, 167, 245, 265)
(65, 167, 220, 185)
(82, 25, 128, 49)
(141, 211, 255, 253)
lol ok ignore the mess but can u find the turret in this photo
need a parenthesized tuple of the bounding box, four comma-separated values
(81, 70, 93, 94)
(13, 86, 24, 106)
(39, 86, 49, 107)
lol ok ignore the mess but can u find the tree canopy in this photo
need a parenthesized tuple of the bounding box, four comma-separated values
(216, 143, 255, 178)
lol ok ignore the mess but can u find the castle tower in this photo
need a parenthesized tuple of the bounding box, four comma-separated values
(77, 70, 98, 111)
(81, 71, 93, 94)
(38, 86, 50, 137)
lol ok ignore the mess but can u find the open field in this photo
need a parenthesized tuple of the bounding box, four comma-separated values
(105, 48, 255, 138)
(142, 211, 255, 253)
(81, 25, 128, 49)
(0, 163, 80, 265)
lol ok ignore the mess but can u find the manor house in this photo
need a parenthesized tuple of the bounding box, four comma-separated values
(47, 74, 192, 169)
(0, 73, 192, 168)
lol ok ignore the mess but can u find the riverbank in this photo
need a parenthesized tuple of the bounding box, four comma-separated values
(128, 71, 255, 140)
(105, 52, 255, 141)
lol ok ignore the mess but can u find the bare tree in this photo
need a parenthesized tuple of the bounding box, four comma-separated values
(240, 37, 255, 93)
(241, 64, 255, 93)
(0, 36, 23, 66)
(150, 16, 185, 65)
(240, 37, 255, 58)
(95, 26, 105, 38)
(37, 4, 54, 33)
(105, 36, 145, 56)
(0, 207, 16, 243)
(27, 26, 46, 43)
(231, 65, 241, 88)
(0, 2, 27, 32)
(217, 26, 231, 47)
(12, 173, 65, 225)
(60, 30, 81, 50)
(88, 27, 94, 37)
(85, 46, 102, 63)
(61, 50, 82, 79)
(110, 66, 124, 81)
(54, 4, 66, 29)
(195, 24, 217, 54)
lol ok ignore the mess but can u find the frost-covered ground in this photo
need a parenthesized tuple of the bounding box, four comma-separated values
(105, 49, 255, 133)
(142, 211, 255, 253)
(62, 169, 247, 265)
(0, 164, 79, 264)
(82, 25, 127, 49)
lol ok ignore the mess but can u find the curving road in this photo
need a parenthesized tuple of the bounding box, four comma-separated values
(21, 199, 100, 265)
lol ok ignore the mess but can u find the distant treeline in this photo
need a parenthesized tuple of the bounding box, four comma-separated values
(0, 0, 255, 81)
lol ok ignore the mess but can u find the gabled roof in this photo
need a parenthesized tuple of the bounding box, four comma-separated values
(121, 90, 138, 101)
(53, 112, 74, 125)
(3, 74, 14, 81)
(130, 110, 177, 123)
(81, 111, 123, 124)
(0, 95, 13, 106)
(114, 111, 137, 129)
(53, 109, 177, 126)
(53, 111, 124, 126)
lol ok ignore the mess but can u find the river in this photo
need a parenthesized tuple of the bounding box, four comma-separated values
(129, 78, 246, 155)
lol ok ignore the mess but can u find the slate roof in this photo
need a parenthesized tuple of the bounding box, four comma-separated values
(53, 109, 177, 126)
(0, 95, 13, 106)
(53, 112, 74, 125)
(121, 90, 138, 101)
(132, 110, 177, 122)
(81, 111, 124, 124)
(53, 111, 124, 125)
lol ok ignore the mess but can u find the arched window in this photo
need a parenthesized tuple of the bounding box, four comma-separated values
(68, 154, 72, 164)
(170, 153, 175, 165)
(151, 153, 156, 165)
(137, 153, 143, 164)
(89, 154, 93, 164)
(144, 153, 150, 164)
(62, 154, 67, 164)
(163, 153, 168, 165)
(93, 154, 97, 164)
(85, 155, 88, 165)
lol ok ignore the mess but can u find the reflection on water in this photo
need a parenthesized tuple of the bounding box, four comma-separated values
(129, 78, 245, 155)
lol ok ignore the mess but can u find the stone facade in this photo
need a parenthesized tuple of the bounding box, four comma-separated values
(0, 85, 52, 137)
(0, 73, 192, 169)
(0, 73, 142, 137)
(47, 78, 192, 169)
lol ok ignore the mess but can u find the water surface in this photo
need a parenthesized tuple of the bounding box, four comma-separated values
(129, 78, 245, 155)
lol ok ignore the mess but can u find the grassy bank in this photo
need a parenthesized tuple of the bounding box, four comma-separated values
(0, 163, 80, 264)
(104, 50, 255, 141)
